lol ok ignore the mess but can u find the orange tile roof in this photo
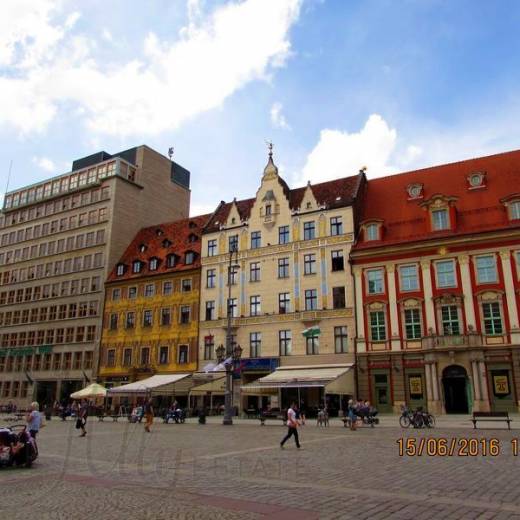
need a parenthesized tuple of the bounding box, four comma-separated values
(355, 149, 520, 250)
(204, 174, 363, 233)
(107, 214, 211, 282)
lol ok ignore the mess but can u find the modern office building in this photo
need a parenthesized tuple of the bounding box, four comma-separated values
(351, 150, 520, 414)
(198, 149, 365, 415)
(0, 145, 190, 407)
(98, 214, 208, 406)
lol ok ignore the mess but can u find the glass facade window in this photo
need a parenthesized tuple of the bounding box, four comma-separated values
(404, 308, 422, 339)
(279, 225, 289, 244)
(483, 302, 503, 335)
(441, 305, 460, 335)
(436, 260, 456, 288)
(251, 231, 261, 249)
(476, 256, 497, 284)
(400, 265, 419, 291)
(303, 221, 315, 240)
(334, 326, 348, 353)
(432, 209, 449, 230)
(370, 311, 386, 341)
(367, 269, 384, 294)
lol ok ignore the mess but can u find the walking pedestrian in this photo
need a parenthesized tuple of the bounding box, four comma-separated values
(26, 401, 42, 439)
(280, 402, 301, 449)
(78, 400, 88, 437)
(347, 399, 357, 431)
(144, 398, 154, 433)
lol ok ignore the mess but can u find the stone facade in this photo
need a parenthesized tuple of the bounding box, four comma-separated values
(0, 146, 190, 407)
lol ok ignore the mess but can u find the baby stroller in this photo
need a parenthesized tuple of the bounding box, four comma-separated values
(356, 405, 379, 427)
(0, 424, 38, 468)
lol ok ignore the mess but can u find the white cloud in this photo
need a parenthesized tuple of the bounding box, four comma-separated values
(32, 156, 56, 172)
(189, 201, 218, 217)
(0, 0, 302, 136)
(270, 102, 290, 130)
(300, 114, 404, 184)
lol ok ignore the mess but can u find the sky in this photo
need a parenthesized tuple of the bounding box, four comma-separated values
(1, 0, 520, 216)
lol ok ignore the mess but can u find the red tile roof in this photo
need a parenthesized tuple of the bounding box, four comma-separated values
(204, 174, 363, 233)
(107, 214, 211, 282)
(354, 149, 520, 250)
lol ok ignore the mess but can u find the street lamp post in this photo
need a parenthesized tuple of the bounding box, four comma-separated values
(216, 246, 242, 425)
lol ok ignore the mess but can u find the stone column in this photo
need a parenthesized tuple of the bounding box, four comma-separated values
(499, 250, 520, 343)
(471, 360, 481, 401)
(420, 260, 437, 334)
(479, 360, 490, 411)
(353, 266, 366, 353)
(459, 254, 477, 330)
(386, 264, 401, 351)
(431, 362, 440, 401)
(425, 363, 433, 403)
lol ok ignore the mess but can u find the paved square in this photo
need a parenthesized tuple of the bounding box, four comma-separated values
(1, 417, 520, 519)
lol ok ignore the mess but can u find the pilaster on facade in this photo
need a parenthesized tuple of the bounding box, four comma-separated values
(499, 250, 520, 340)
(353, 266, 366, 353)
(420, 260, 437, 334)
(386, 264, 401, 351)
(458, 254, 477, 331)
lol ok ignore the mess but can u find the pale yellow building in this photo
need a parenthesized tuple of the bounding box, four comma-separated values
(198, 150, 365, 415)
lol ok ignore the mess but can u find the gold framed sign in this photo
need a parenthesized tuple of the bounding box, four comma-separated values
(493, 375, 509, 395)
(409, 376, 423, 397)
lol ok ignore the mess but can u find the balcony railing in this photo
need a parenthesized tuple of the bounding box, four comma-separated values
(422, 333, 482, 349)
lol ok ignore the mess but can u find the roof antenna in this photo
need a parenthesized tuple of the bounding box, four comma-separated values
(168, 147, 174, 160)
(3, 160, 12, 205)
(265, 139, 273, 158)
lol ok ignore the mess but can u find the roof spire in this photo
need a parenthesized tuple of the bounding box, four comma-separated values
(263, 140, 278, 178)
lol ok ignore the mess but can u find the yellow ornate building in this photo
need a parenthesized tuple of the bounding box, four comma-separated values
(98, 215, 208, 403)
(198, 149, 365, 415)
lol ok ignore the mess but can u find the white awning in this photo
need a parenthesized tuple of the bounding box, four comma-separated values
(107, 374, 193, 396)
(189, 376, 226, 396)
(241, 364, 354, 394)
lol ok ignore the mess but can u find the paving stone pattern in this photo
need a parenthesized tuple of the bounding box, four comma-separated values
(1, 417, 520, 519)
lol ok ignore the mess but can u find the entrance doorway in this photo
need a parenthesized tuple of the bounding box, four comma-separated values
(36, 381, 57, 408)
(371, 371, 392, 413)
(442, 365, 469, 413)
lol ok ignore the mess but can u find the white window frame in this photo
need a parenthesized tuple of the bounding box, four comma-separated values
(366, 268, 384, 294)
(365, 223, 378, 241)
(399, 264, 419, 292)
(510, 200, 520, 220)
(431, 208, 450, 231)
(475, 255, 498, 284)
(434, 259, 457, 288)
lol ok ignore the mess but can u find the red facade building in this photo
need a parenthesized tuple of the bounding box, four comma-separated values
(351, 150, 520, 414)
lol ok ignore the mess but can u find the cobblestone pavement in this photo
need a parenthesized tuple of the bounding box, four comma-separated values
(1, 416, 520, 519)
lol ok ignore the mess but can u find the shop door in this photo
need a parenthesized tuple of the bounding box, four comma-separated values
(372, 372, 392, 413)
(489, 368, 516, 412)
(442, 365, 468, 414)
(406, 372, 426, 411)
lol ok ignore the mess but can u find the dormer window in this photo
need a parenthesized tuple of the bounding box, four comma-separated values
(116, 264, 125, 276)
(138, 244, 147, 253)
(265, 204, 272, 216)
(432, 209, 449, 231)
(155, 229, 163, 236)
(132, 260, 142, 273)
(189, 221, 197, 228)
(188, 233, 198, 243)
(162, 239, 172, 248)
(406, 183, 423, 200)
(149, 258, 159, 271)
(511, 201, 520, 220)
(185, 251, 195, 265)
(166, 254, 176, 268)
(467, 172, 486, 190)
(366, 224, 379, 241)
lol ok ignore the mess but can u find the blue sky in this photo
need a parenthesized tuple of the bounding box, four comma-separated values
(1, 0, 520, 215)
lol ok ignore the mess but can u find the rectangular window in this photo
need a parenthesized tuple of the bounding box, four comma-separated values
(436, 260, 456, 288)
(204, 336, 214, 360)
(400, 265, 419, 292)
(366, 224, 378, 241)
(163, 281, 173, 295)
(305, 289, 318, 310)
(128, 287, 137, 299)
(432, 209, 449, 230)
(140, 347, 150, 366)
(370, 311, 386, 341)
(404, 309, 422, 339)
(483, 302, 503, 335)
(161, 308, 171, 326)
(207, 239, 217, 257)
(476, 256, 498, 284)
(107, 349, 116, 368)
(306, 335, 319, 355)
(205, 301, 215, 321)
(278, 225, 289, 244)
(251, 231, 261, 249)
(178, 345, 189, 364)
(278, 257, 289, 278)
(250, 262, 260, 282)
(250, 332, 261, 357)
(228, 235, 238, 252)
(143, 310, 153, 327)
(227, 298, 237, 318)
(228, 265, 238, 285)
(206, 269, 216, 288)
(109, 313, 118, 330)
(250, 295, 261, 316)
(441, 305, 460, 335)
(181, 279, 192, 292)
(332, 286, 346, 309)
(304, 254, 316, 275)
(279, 330, 292, 356)
(330, 216, 343, 236)
(158, 346, 169, 365)
(112, 288, 121, 300)
(145, 284, 156, 298)
(126, 312, 135, 328)
(180, 305, 191, 324)
(367, 269, 384, 294)
(303, 221, 315, 240)
(279, 292, 290, 314)
(123, 348, 132, 367)
(331, 250, 344, 271)
(334, 326, 348, 353)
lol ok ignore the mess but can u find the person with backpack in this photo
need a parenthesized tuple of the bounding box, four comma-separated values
(280, 402, 301, 449)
